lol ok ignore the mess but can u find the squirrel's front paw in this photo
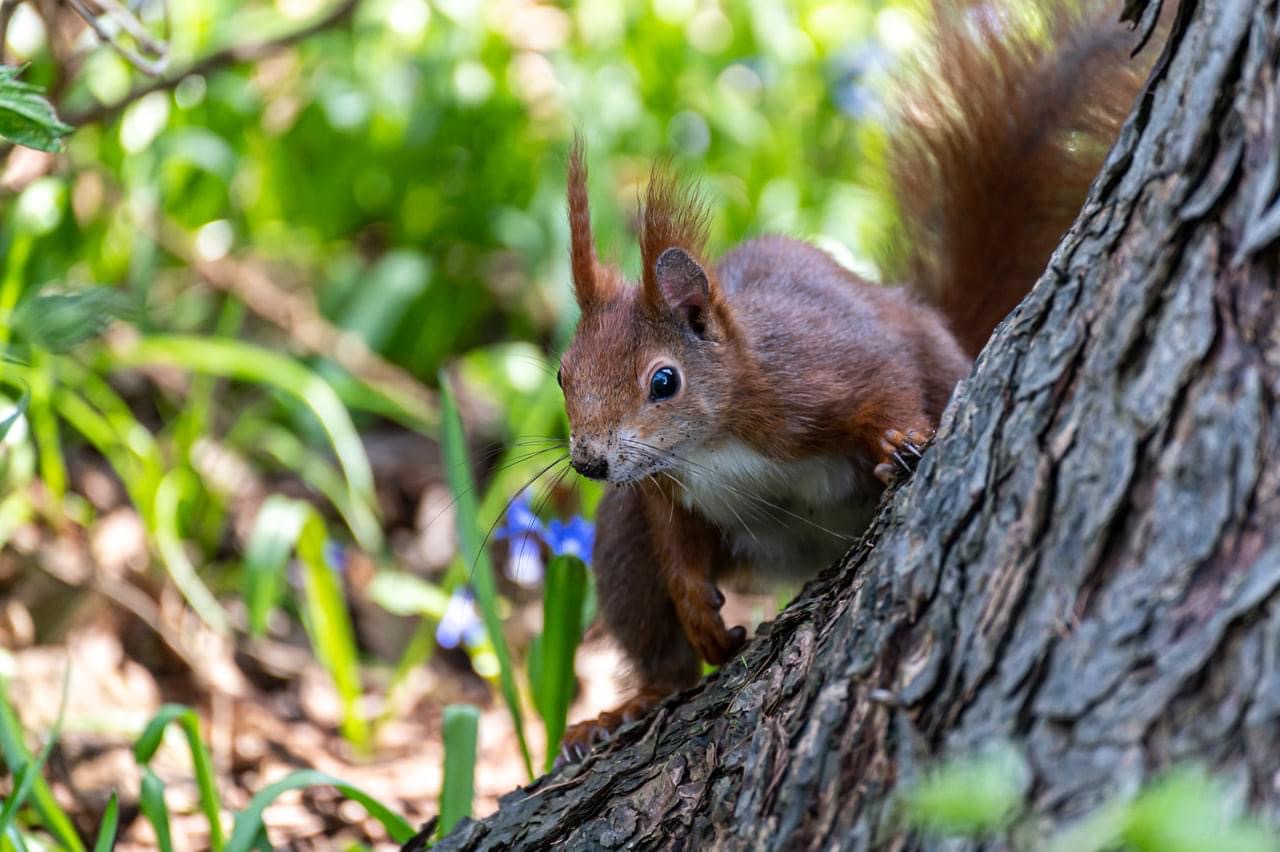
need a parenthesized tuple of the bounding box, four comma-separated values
(874, 428, 933, 486)
(676, 583, 747, 665)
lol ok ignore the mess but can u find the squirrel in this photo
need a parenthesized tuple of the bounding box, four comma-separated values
(554, 0, 1153, 763)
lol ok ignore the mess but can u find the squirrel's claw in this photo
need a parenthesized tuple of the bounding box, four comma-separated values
(556, 689, 668, 768)
(876, 428, 934, 485)
(686, 610, 746, 665)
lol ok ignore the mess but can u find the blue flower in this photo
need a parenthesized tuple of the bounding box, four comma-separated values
(323, 540, 348, 575)
(545, 516, 594, 564)
(493, 491, 596, 583)
(436, 587, 484, 650)
(495, 492, 546, 541)
(505, 534, 545, 587)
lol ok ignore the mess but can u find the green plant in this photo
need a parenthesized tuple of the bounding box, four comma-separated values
(438, 704, 480, 839)
(529, 554, 589, 772)
(0, 693, 414, 849)
(0, 65, 72, 153)
(438, 372, 534, 777)
(903, 746, 1280, 852)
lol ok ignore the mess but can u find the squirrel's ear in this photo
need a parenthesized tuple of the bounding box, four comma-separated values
(653, 247, 712, 336)
(567, 137, 614, 311)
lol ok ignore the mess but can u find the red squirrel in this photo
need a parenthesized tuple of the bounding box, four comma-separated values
(555, 0, 1152, 762)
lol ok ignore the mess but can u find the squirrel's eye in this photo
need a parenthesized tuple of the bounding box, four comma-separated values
(649, 366, 680, 401)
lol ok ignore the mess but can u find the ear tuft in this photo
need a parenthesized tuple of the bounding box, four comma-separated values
(567, 135, 607, 311)
(654, 247, 711, 335)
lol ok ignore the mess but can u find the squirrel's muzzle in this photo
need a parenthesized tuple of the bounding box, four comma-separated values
(571, 456, 609, 481)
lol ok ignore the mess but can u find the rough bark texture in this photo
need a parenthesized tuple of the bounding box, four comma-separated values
(428, 0, 1280, 847)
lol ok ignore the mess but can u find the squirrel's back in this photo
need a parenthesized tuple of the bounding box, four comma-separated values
(884, 0, 1155, 357)
(716, 235, 969, 425)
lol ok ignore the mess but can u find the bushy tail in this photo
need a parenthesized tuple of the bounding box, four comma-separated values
(883, 0, 1154, 357)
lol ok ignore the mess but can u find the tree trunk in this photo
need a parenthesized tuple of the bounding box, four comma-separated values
(425, 0, 1280, 847)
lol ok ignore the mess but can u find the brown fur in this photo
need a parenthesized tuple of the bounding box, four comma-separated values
(556, 0, 1156, 757)
(885, 0, 1152, 356)
(567, 135, 621, 310)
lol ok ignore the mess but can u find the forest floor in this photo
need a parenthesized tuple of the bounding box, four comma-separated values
(1, 433, 776, 849)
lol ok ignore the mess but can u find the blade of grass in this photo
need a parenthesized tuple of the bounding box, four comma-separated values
(296, 511, 369, 751)
(91, 792, 119, 852)
(3, 824, 28, 852)
(438, 371, 533, 777)
(26, 354, 66, 509)
(173, 298, 244, 459)
(241, 495, 311, 635)
(0, 493, 32, 553)
(139, 768, 175, 852)
(227, 417, 376, 554)
(0, 385, 27, 442)
(0, 232, 33, 349)
(110, 335, 381, 551)
(0, 674, 82, 852)
(438, 704, 479, 839)
(62, 361, 166, 518)
(154, 470, 231, 635)
(224, 769, 414, 852)
(0, 666, 69, 838)
(366, 570, 449, 731)
(375, 615, 437, 732)
(134, 704, 224, 851)
(533, 555, 588, 772)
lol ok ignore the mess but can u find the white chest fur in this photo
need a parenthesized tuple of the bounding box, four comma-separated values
(674, 440, 878, 576)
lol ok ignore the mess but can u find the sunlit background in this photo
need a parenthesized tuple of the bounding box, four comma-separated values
(0, 0, 923, 847)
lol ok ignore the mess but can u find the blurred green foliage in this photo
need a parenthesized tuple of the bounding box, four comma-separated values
(17, 0, 910, 382)
(0, 0, 929, 842)
(905, 748, 1280, 852)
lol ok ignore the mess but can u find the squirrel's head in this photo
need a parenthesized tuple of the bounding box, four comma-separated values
(557, 142, 738, 485)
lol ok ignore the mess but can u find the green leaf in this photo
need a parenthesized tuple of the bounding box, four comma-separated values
(366, 569, 449, 619)
(1048, 766, 1280, 852)
(296, 512, 369, 751)
(0, 65, 72, 152)
(904, 744, 1029, 836)
(0, 386, 28, 443)
(242, 495, 312, 635)
(438, 705, 479, 839)
(92, 793, 119, 852)
(439, 372, 533, 777)
(241, 495, 369, 750)
(225, 769, 414, 852)
(532, 555, 587, 772)
(154, 470, 231, 633)
(0, 670, 82, 852)
(134, 704, 224, 851)
(139, 768, 175, 852)
(111, 335, 381, 551)
(1122, 768, 1276, 852)
(10, 288, 134, 353)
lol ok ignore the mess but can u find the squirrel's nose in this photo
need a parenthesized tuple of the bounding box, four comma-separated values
(572, 456, 609, 481)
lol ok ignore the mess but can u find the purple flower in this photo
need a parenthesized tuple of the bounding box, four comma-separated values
(436, 587, 484, 649)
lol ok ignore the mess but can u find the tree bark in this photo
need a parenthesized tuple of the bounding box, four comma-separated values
(425, 0, 1280, 846)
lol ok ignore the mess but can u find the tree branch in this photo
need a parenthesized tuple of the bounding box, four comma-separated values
(63, 0, 360, 126)
(66, 0, 168, 78)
